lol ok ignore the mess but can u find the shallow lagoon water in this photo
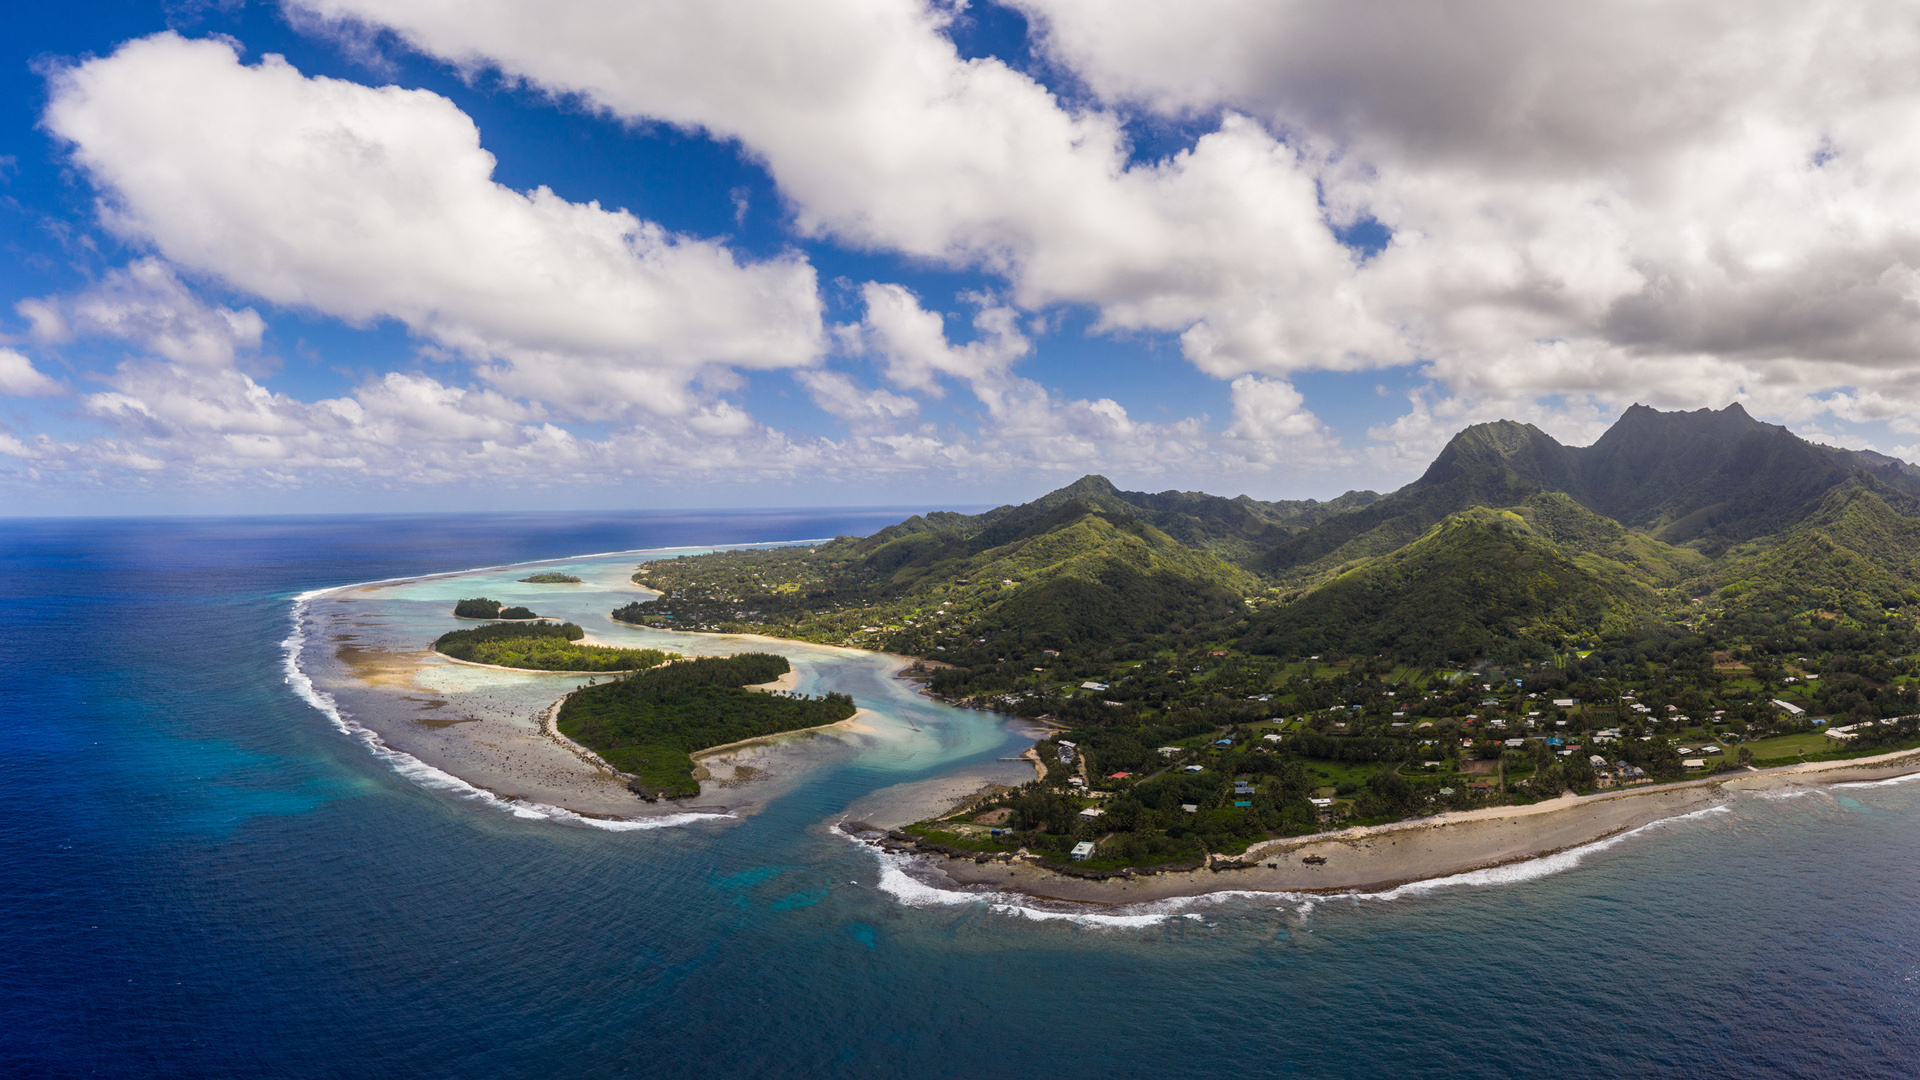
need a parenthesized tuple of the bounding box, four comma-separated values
(6, 512, 1920, 1078)
(296, 544, 1034, 823)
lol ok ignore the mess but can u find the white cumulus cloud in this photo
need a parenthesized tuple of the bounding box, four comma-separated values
(0, 349, 62, 397)
(43, 32, 825, 419)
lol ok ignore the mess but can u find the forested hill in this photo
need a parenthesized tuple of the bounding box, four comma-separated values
(614, 403, 1920, 670)
(616, 499, 1260, 654)
(1262, 403, 1920, 577)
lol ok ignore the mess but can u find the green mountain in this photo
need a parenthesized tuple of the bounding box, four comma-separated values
(623, 404, 1920, 668)
(992, 474, 1379, 566)
(1716, 482, 1920, 626)
(1509, 491, 1708, 592)
(619, 496, 1262, 651)
(1243, 506, 1646, 664)
(1264, 403, 1919, 578)
(1576, 404, 1859, 548)
(1257, 420, 1583, 576)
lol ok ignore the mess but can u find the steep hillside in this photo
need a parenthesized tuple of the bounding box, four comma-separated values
(1010, 474, 1379, 565)
(1578, 404, 1857, 550)
(1510, 492, 1708, 592)
(1258, 420, 1586, 577)
(1716, 483, 1920, 627)
(616, 499, 1258, 652)
(1243, 507, 1643, 664)
(1264, 403, 1917, 576)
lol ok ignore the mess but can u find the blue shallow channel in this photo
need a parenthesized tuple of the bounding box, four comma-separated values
(4, 512, 1920, 1078)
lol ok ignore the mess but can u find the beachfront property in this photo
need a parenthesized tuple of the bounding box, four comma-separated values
(1057, 740, 1077, 763)
(1069, 841, 1096, 861)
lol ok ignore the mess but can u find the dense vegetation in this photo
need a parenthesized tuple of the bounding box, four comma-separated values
(519, 573, 583, 583)
(556, 654, 854, 798)
(453, 597, 538, 619)
(434, 621, 674, 672)
(600, 404, 1920, 868)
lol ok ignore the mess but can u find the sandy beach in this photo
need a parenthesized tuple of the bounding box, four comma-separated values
(912, 748, 1920, 903)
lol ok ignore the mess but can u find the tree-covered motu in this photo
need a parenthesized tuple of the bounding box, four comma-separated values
(557, 654, 853, 799)
(433, 621, 674, 672)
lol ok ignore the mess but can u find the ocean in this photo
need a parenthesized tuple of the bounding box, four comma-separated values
(4, 512, 1919, 1078)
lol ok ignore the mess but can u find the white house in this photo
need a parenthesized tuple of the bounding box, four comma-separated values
(1070, 841, 1096, 861)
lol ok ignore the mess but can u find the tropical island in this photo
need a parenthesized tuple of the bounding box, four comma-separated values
(434, 621, 675, 673)
(453, 597, 539, 620)
(555, 653, 856, 799)
(609, 403, 1920, 878)
(519, 572, 583, 584)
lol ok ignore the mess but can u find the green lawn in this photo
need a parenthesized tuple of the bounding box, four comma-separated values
(1743, 730, 1835, 760)
(1297, 758, 1388, 787)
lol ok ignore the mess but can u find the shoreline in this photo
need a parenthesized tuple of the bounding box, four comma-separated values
(886, 748, 1920, 905)
(691, 708, 882, 762)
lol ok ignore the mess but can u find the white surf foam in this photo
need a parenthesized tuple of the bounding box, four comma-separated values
(1832, 769, 1920, 790)
(283, 585, 731, 832)
(1351, 802, 1734, 901)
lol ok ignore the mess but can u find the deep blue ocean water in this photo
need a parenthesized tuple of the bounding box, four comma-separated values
(5, 512, 1920, 1079)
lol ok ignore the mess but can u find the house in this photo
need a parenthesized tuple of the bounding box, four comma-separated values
(1683, 758, 1707, 769)
(1704, 745, 1723, 754)
(1108, 771, 1132, 780)
(1233, 782, 1255, 794)
(1078, 807, 1106, 819)
(1183, 765, 1205, 773)
(1080, 681, 1109, 692)
(1215, 738, 1234, 747)
(1552, 698, 1576, 708)
(1180, 804, 1199, 813)
(1772, 699, 1806, 716)
(1504, 738, 1525, 748)
(1309, 797, 1334, 808)
(1159, 746, 1183, 756)
(1070, 841, 1096, 861)
(1068, 777, 1085, 788)
(1589, 754, 1609, 768)
(1262, 733, 1283, 743)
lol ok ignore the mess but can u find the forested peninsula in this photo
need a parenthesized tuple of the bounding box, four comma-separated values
(556, 654, 856, 799)
(608, 404, 1920, 871)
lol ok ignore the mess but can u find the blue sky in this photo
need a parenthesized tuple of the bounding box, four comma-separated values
(5, 1, 1920, 515)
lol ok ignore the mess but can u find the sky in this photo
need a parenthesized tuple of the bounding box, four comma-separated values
(5, 1, 1920, 515)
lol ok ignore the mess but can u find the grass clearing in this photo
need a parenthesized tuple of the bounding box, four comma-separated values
(1742, 730, 1835, 759)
